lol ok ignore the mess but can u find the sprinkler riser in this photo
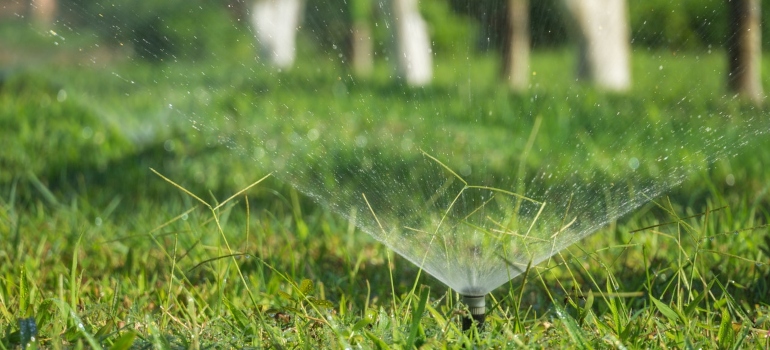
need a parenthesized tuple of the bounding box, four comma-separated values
(461, 294, 486, 331)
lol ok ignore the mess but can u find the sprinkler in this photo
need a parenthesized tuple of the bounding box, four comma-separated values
(461, 294, 486, 331)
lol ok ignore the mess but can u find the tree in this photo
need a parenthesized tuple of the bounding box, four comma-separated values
(388, 0, 432, 86)
(249, 0, 304, 69)
(561, 0, 631, 91)
(502, 0, 530, 91)
(727, 0, 763, 104)
(223, 0, 248, 24)
(29, 0, 57, 28)
(350, 0, 374, 77)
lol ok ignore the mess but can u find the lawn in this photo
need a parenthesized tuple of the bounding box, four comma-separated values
(1, 18, 770, 348)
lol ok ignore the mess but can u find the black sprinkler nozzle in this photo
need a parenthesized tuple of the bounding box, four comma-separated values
(461, 294, 486, 331)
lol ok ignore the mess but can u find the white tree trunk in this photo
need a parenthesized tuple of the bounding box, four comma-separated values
(727, 0, 763, 104)
(250, 0, 303, 69)
(389, 0, 432, 86)
(562, 0, 630, 91)
(350, 0, 374, 77)
(503, 0, 530, 91)
(351, 22, 374, 76)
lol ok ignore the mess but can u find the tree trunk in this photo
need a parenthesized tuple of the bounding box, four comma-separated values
(562, 0, 631, 91)
(502, 0, 530, 91)
(351, 23, 374, 76)
(350, 0, 373, 77)
(223, 0, 248, 24)
(727, 0, 763, 104)
(389, 0, 432, 86)
(250, 0, 303, 70)
(29, 0, 57, 28)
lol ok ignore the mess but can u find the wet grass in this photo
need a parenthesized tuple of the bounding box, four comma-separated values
(1, 162, 768, 348)
(1, 23, 770, 347)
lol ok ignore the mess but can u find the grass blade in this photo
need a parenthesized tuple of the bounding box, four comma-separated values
(406, 285, 429, 348)
(554, 302, 591, 349)
(150, 168, 210, 209)
(108, 332, 137, 350)
(26, 171, 60, 207)
(650, 296, 682, 325)
(49, 298, 104, 350)
(717, 308, 734, 349)
(365, 330, 391, 350)
(731, 323, 751, 350)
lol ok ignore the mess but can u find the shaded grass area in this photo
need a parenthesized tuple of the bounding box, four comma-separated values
(3, 48, 769, 208)
(1, 27, 770, 348)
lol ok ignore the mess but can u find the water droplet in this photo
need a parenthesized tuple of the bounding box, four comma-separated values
(181, 214, 188, 221)
(307, 128, 319, 141)
(355, 135, 368, 148)
(726, 174, 735, 186)
(628, 157, 640, 170)
(94, 217, 102, 226)
(81, 126, 93, 139)
(266, 139, 278, 151)
(459, 164, 472, 177)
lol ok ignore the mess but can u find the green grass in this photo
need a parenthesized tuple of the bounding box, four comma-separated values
(1, 21, 770, 348)
(1, 161, 768, 348)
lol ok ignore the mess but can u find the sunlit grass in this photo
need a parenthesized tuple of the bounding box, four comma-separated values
(1, 167, 768, 348)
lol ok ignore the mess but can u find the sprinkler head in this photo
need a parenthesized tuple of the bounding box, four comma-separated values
(461, 294, 486, 331)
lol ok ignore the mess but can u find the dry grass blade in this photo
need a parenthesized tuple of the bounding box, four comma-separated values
(150, 168, 211, 208)
(420, 148, 468, 186)
(213, 172, 273, 211)
(629, 206, 728, 234)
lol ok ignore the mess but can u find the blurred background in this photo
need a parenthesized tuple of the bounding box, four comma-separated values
(2, 0, 768, 206)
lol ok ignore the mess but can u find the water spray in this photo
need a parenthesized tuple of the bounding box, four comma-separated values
(461, 294, 486, 331)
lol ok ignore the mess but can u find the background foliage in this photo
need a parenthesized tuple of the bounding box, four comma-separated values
(53, 0, 770, 63)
